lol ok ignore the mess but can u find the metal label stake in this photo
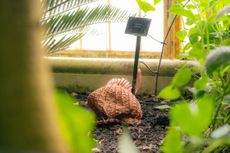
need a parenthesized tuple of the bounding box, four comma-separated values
(125, 17, 151, 94)
(132, 36, 141, 94)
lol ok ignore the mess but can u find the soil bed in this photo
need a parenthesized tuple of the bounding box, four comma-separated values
(73, 93, 169, 153)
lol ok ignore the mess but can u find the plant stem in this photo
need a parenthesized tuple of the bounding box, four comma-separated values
(154, 15, 178, 95)
(205, 22, 210, 52)
(154, 0, 191, 95)
(202, 139, 225, 153)
(211, 71, 226, 131)
(225, 112, 230, 124)
(211, 99, 222, 131)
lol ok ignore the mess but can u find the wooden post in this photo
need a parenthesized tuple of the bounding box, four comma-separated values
(163, 0, 182, 59)
(0, 0, 68, 152)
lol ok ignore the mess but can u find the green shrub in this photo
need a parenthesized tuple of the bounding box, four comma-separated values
(160, 47, 230, 153)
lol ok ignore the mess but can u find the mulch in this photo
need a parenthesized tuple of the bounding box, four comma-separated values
(73, 92, 170, 153)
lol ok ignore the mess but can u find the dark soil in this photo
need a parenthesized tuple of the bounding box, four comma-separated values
(73, 93, 170, 153)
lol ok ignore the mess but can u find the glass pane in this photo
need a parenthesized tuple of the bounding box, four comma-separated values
(111, 22, 137, 51)
(73, 0, 164, 52)
(110, 0, 139, 11)
(82, 23, 108, 50)
(142, 2, 164, 52)
(111, 0, 164, 52)
(110, 0, 139, 51)
(69, 40, 80, 49)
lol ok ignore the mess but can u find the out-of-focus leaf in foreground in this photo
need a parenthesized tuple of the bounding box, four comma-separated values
(55, 90, 96, 153)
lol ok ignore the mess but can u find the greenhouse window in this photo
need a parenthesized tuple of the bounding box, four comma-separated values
(50, 0, 181, 59)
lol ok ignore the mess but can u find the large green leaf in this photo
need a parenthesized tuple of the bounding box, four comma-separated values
(171, 96, 214, 136)
(205, 46, 230, 75)
(55, 90, 96, 153)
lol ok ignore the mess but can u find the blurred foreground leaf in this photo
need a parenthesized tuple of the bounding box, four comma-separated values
(55, 90, 96, 153)
(171, 96, 214, 136)
(161, 127, 183, 153)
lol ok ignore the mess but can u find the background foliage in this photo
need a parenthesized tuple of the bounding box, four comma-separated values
(172, 0, 230, 63)
(160, 46, 230, 153)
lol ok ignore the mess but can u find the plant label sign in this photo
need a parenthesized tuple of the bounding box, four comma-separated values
(125, 17, 151, 37)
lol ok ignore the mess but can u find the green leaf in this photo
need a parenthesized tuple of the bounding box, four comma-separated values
(118, 128, 139, 153)
(186, 4, 197, 10)
(170, 3, 194, 18)
(183, 43, 192, 51)
(194, 74, 208, 91)
(205, 46, 230, 75)
(172, 67, 192, 88)
(221, 38, 230, 46)
(55, 90, 96, 153)
(189, 44, 207, 63)
(171, 96, 214, 136)
(136, 0, 155, 13)
(161, 127, 183, 153)
(159, 85, 181, 100)
(176, 30, 187, 41)
(153, 0, 161, 5)
(188, 33, 199, 44)
(203, 137, 230, 153)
